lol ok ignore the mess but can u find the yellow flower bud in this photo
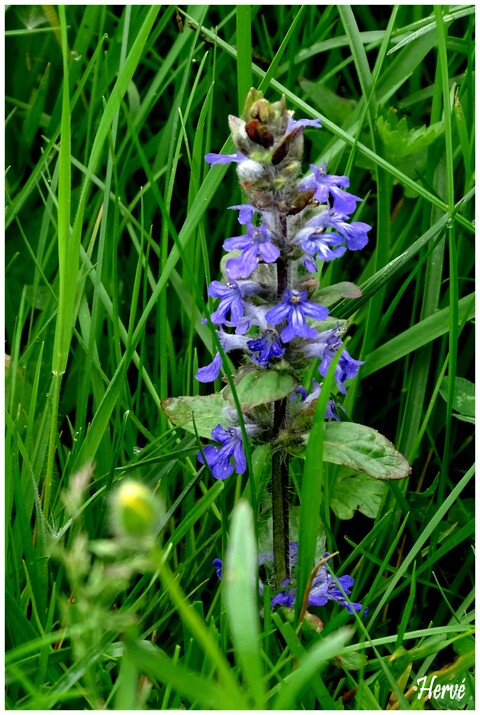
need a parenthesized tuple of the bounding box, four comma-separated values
(110, 480, 163, 538)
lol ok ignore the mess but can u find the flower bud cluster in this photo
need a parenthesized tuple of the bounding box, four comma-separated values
(197, 89, 370, 480)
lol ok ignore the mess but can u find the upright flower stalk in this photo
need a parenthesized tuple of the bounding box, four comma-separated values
(195, 89, 370, 587)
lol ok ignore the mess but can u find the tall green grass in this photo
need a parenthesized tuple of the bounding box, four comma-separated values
(5, 5, 474, 709)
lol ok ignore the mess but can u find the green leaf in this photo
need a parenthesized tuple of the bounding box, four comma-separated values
(439, 376, 475, 420)
(361, 293, 475, 377)
(300, 78, 357, 125)
(273, 628, 353, 710)
(314, 281, 362, 307)
(330, 469, 387, 519)
(377, 112, 444, 160)
(224, 367, 297, 411)
(162, 392, 230, 439)
(124, 639, 237, 709)
(224, 501, 265, 709)
(332, 651, 369, 671)
(376, 113, 444, 198)
(323, 422, 411, 480)
(289, 422, 411, 480)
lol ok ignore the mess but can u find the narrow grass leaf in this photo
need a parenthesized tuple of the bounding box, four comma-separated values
(124, 639, 231, 709)
(273, 627, 352, 710)
(114, 637, 139, 710)
(362, 293, 474, 377)
(224, 501, 265, 708)
(236, 6, 252, 110)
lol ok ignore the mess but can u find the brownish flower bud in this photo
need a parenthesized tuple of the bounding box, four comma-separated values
(245, 119, 275, 148)
(287, 189, 316, 216)
(272, 127, 302, 165)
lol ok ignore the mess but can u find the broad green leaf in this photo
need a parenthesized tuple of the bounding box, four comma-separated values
(439, 376, 474, 420)
(289, 422, 411, 480)
(314, 281, 362, 307)
(224, 367, 297, 411)
(330, 469, 386, 519)
(162, 393, 231, 439)
(323, 422, 411, 480)
(225, 501, 265, 709)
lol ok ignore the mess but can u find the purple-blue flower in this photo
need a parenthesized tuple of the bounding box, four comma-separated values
(265, 289, 329, 342)
(299, 162, 362, 215)
(228, 204, 258, 224)
(195, 331, 251, 383)
(295, 219, 347, 262)
(304, 329, 364, 394)
(198, 424, 247, 480)
(205, 150, 247, 166)
(224, 223, 280, 279)
(315, 209, 371, 251)
(292, 379, 339, 420)
(196, 352, 222, 383)
(287, 116, 322, 131)
(212, 543, 366, 615)
(319, 346, 364, 394)
(271, 556, 366, 614)
(213, 558, 223, 579)
(247, 329, 285, 366)
(207, 280, 246, 325)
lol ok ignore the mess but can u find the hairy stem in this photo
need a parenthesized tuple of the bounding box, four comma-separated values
(272, 213, 290, 587)
(272, 401, 290, 586)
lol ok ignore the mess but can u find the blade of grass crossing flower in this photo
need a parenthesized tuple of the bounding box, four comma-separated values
(224, 501, 265, 709)
(236, 6, 252, 111)
(121, 101, 256, 503)
(334, 213, 449, 319)
(295, 347, 344, 624)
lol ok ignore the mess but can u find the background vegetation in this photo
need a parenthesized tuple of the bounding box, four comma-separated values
(5, 4, 475, 709)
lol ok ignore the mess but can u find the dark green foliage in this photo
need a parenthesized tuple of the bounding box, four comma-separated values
(5, 5, 474, 710)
